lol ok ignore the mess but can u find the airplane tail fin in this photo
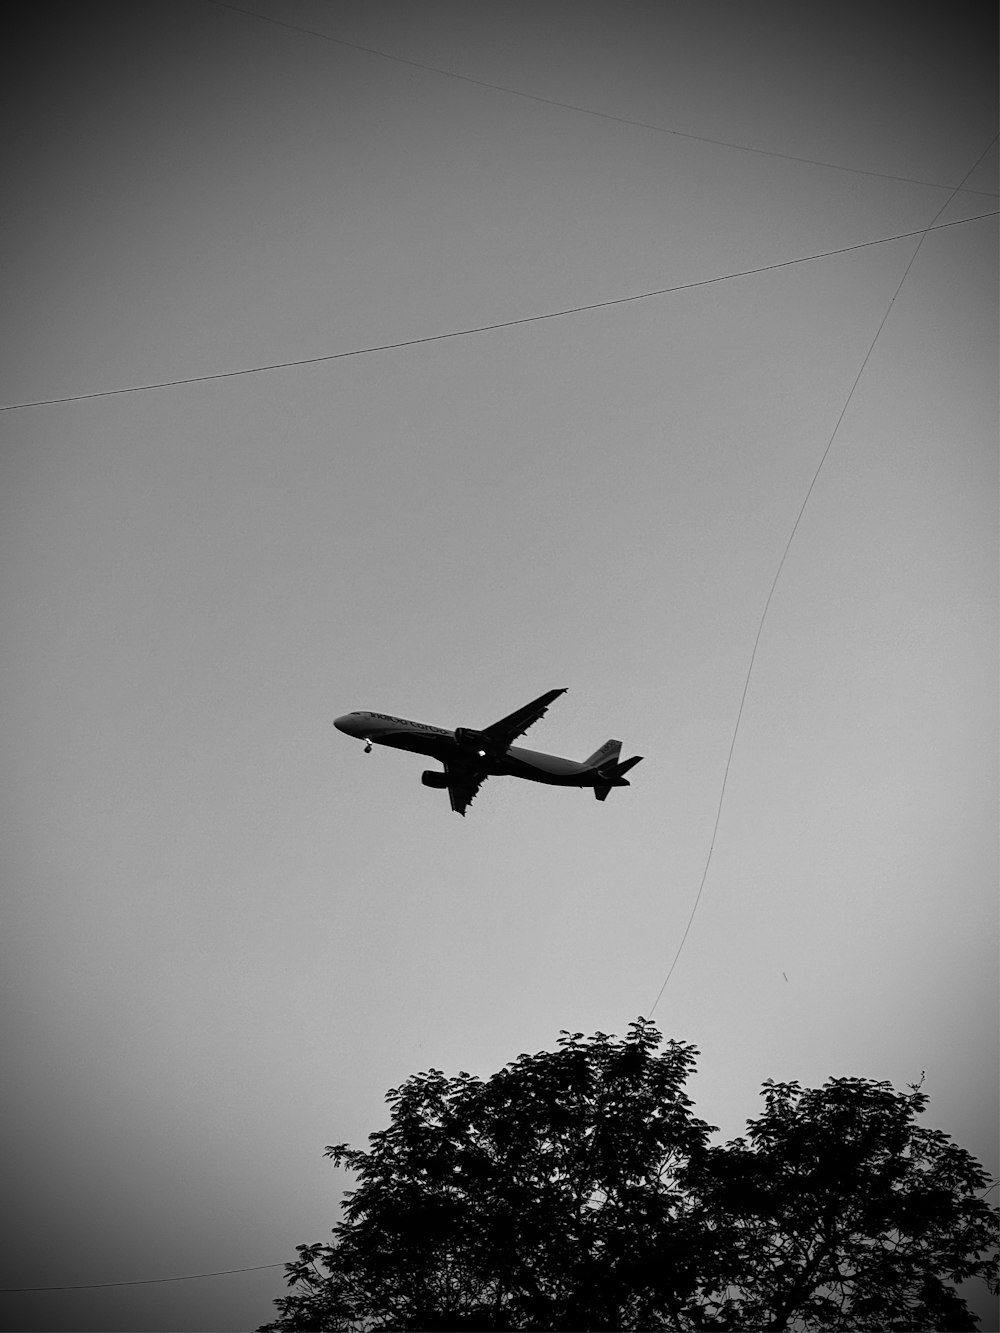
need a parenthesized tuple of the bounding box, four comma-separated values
(583, 739, 622, 769)
(593, 754, 643, 801)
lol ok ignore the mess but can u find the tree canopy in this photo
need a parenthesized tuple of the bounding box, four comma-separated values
(259, 1020, 998, 1331)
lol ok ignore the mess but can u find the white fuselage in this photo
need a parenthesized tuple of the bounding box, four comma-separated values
(334, 710, 597, 785)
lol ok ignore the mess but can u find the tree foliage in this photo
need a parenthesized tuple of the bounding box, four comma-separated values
(259, 1021, 998, 1331)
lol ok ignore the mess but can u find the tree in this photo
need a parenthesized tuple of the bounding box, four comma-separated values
(688, 1075, 998, 1331)
(259, 1021, 998, 1332)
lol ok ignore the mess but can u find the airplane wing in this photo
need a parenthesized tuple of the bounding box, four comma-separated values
(446, 764, 488, 817)
(481, 688, 567, 751)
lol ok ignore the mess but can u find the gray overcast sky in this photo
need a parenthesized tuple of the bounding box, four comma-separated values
(1, 3, 997, 1330)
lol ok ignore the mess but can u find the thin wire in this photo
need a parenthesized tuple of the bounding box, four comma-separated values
(2, 211, 995, 414)
(0, 1262, 285, 1292)
(647, 137, 999, 1015)
(206, 1, 999, 200)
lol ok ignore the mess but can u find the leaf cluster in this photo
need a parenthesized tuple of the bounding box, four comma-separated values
(259, 1022, 998, 1332)
(691, 1076, 998, 1330)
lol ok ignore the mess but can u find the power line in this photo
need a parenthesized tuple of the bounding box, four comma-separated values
(206, 1, 999, 200)
(2, 211, 995, 414)
(647, 138, 998, 1014)
(0, 1262, 285, 1293)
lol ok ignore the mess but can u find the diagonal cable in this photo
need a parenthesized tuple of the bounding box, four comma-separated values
(2, 212, 995, 414)
(206, 0, 999, 199)
(647, 136, 998, 1015)
(0, 1262, 285, 1292)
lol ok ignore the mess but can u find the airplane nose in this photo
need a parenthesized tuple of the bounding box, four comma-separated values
(333, 714, 358, 735)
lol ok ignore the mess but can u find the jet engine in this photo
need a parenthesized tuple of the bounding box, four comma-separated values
(421, 770, 450, 788)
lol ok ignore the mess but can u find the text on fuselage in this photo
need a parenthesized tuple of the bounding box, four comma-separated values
(366, 712, 449, 735)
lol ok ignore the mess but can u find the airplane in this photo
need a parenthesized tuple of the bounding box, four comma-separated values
(333, 688, 642, 816)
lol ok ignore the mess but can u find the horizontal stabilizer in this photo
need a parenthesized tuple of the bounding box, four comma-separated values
(607, 755, 642, 779)
(593, 753, 643, 800)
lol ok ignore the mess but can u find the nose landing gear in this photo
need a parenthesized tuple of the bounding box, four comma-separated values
(363, 739, 373, 754)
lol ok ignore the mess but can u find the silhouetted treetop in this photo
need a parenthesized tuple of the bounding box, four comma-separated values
(260, 1020, 998, 1331)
